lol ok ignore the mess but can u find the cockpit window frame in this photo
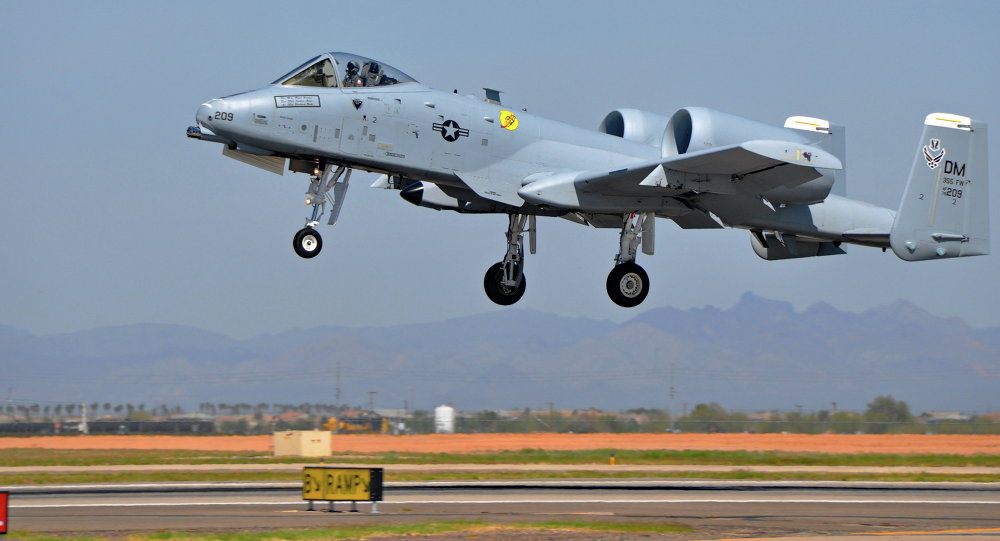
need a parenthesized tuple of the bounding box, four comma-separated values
(271, 55, 322, 85)
(332, 52, 416, 88)
(272, 52, 418, 88)
(280, 58, 339, 88)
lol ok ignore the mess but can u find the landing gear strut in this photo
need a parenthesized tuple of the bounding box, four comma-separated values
(484, 214, 535, 305)
(293, 164, 351, 259)
(607, 212, 653, 307)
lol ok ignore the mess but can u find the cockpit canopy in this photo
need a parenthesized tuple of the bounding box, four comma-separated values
(272, 52, 416, 88)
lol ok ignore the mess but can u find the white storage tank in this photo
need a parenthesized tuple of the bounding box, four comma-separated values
(434, 405, 455, 433)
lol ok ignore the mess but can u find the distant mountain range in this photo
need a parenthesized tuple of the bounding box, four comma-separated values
(3, 294, 998, 413)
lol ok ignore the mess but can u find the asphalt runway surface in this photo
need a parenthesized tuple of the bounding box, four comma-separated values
(7, 481, 1000, 540)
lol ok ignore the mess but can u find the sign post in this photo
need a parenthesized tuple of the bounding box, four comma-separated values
(302, 467, 383, 513)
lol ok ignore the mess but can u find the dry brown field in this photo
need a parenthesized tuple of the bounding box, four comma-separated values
(1, 433, 999, 454)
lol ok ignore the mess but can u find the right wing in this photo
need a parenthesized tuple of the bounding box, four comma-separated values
(517, 139, 841, 224)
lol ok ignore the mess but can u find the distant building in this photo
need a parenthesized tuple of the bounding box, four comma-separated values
(919, 411, 971, 422)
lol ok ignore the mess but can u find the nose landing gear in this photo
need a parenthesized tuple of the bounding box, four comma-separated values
(293, 164, 351, 259)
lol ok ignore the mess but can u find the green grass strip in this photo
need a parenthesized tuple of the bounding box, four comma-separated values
(8, 519, 691, 540)
(2, 469, 998, 486)
(4, 447, 1000, 467)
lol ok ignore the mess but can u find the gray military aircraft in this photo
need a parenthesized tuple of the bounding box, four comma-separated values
(188, 52, 989, 307)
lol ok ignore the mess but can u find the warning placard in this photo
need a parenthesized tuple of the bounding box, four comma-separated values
(302, 467, 383, 502)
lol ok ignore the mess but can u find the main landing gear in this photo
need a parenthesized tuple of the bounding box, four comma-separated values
(481, 212, 655, 307)
(293, 164, 352, 259)
(606, 213, 654, 307)
(483, 214, 534, 305)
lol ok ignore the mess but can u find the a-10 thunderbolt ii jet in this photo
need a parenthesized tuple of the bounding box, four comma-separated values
(188, 52, 989, 307)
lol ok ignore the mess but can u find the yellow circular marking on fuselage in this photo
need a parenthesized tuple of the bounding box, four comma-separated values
(499, 110, 519, 130)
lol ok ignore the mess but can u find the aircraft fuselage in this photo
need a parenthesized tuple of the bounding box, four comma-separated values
(189, 52, 989, 307)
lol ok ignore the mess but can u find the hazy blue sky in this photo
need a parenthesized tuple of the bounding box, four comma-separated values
(2, 0, 999, 338)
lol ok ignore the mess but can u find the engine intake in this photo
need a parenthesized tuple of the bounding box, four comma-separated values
(598, 109, 670, 147)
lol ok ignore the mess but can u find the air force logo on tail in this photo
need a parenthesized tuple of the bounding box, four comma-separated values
(923, 138, 945, 169)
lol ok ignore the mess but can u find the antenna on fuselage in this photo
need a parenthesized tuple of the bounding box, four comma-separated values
(483, 88, 502, 105)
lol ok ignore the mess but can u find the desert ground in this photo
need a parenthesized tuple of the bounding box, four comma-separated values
(1, 433, 998, 454)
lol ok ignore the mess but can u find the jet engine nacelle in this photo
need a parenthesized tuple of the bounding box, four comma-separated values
(750, 231, 846, 260)
(663, 107, 837, 205)
(598, 109, 671, 147)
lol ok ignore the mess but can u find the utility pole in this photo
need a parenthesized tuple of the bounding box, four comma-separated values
(334, 359, 341, 406)
(668, 360, 676, 432)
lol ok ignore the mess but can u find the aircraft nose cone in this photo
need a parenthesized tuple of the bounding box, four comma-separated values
(196, 101, 214, 127)
(399, 182, 425, 206)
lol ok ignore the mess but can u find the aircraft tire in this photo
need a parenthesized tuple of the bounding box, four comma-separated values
(483, 262, 526, 305)
(606, 262, 649, 307)
(293, 227, 323, 259)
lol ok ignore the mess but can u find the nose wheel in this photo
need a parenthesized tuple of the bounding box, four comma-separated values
(293, 227, 323, 258)
(606, 262, 648, 307)
(291, 164, 351, 259)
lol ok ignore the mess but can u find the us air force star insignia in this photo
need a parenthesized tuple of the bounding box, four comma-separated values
(432, 119, 470, 142)
(923, 138, 945, 170)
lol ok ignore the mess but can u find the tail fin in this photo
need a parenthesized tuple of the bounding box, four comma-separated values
(890, 113, 989, 261)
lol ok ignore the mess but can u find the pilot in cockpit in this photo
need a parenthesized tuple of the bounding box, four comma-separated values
(342, 61, 365, 87)
(362, 62, 382, 87)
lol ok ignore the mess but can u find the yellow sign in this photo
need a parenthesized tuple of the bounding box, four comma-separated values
(499, 110, 519, 131)
(302, 467, 383, 501)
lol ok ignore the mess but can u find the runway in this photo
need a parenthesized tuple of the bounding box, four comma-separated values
(7, 481, 1000, 539)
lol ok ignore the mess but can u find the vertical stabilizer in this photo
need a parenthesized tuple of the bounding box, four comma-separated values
(890, 113, 989, 261)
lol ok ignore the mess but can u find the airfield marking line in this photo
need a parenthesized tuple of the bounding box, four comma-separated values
(851, 528, 1000, 536)
(11, 498, 1000, 509)
(703, 532, 1000, 541)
